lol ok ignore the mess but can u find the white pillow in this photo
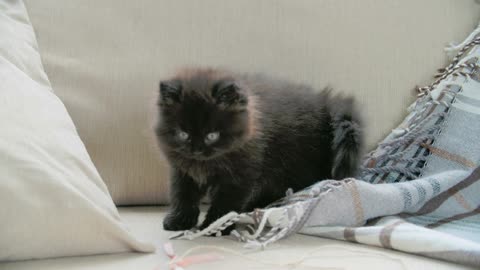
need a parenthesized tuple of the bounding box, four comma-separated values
(0, 0, 154, 261)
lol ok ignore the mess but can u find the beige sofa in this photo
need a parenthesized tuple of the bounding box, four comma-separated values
(2, 1, 480, 269)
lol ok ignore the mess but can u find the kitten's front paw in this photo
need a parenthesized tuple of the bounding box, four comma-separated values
(163, 208, 199, 231)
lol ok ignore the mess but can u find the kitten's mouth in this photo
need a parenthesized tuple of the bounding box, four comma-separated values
(188, 155, 212, 161)
(180, 151, 223, 161)
(177, 151, 214, 161)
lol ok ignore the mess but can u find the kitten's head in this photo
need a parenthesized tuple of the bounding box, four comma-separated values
(156, 68, 256, 160)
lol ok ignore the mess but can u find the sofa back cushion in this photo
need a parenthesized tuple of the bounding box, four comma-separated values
(24, 0, 480, 205)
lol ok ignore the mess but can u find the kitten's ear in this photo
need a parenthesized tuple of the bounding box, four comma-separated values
(212, 81, 247, 109)
(159, 80, 182, 105)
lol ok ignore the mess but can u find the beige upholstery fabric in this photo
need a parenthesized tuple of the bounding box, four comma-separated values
(24, 0, 480, 205)
(0, 207, 476, 270)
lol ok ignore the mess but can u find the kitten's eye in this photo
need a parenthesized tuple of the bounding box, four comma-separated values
(205, 132, 220, 144)
(177, 131, 189, 141)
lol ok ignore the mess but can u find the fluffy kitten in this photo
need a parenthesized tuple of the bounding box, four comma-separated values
(155, 68, 363, 233)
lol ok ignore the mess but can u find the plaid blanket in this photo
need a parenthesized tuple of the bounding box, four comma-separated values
(172, 23, 480, 267)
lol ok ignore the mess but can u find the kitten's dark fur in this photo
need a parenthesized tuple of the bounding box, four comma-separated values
(155, 68, 363, 233)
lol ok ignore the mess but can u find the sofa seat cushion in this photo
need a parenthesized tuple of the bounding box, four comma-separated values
(1, 207, 475, 269)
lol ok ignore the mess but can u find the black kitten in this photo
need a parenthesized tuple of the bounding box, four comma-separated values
(155, 68, 363, 233)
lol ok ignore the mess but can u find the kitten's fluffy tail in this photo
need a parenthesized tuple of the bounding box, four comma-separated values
(329, 96, 364, 179)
